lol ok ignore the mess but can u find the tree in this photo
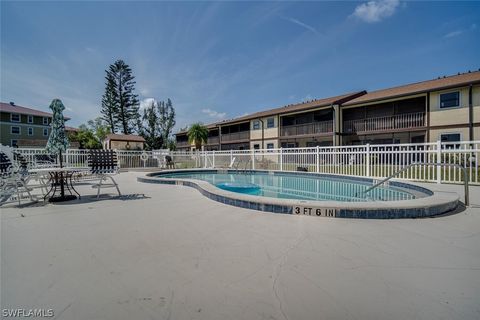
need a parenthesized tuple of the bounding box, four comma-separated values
(68, 118, 110, 149)
(157, 98, 176, 148)
(69, 125, 102, 149)
(102, 60, 140, 134)
(87, 117, 110, 143)
(187, 123, 209, 150)
(139, 100, 163, 150)
(101, 72, 117, 133)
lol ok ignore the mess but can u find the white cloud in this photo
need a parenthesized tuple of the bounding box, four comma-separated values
(139, 98, 156, 110)
(444, 30, 463, 38)
(352, 0, 400, 23)
(281, 16, 318, 34)
(202, 108, 226, 119)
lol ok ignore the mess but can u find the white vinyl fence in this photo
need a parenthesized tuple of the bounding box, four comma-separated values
(10, 140, 480, 185)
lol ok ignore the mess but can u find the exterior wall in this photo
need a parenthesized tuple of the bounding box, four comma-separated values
(1, 112, 52, 146)
(428, 127, 470, 143)
(250, 115, 279, 140)
(472, 85, 480, 127)
(250, 139, 279, 150)
(107, 140, 144, 150)
(428, 85, 480, 141)
(280, 136, 333, 148)
(429, 86, 470, 126)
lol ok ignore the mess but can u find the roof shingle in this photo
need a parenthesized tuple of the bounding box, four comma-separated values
(344, 71, 480, 106)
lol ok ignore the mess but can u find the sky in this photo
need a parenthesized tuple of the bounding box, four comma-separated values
(1, 0, 479, 131)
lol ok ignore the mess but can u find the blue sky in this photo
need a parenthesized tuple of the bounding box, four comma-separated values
(1, 1, 479, 131)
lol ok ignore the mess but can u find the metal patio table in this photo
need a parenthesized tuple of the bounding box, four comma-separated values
(29, 167, 89, 202)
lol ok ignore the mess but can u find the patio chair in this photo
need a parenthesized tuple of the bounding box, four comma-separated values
(87, 150, 121, 198)
(33, 154, 58, 168)
(165, 155, 175, 169)
(0, 151, 35, 205)
(14, 152, 49, 196)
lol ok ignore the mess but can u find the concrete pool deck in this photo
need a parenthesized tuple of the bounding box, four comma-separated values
(1, 171, 480, 319)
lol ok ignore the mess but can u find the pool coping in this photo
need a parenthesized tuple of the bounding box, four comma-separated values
(137, 169, 460, 219)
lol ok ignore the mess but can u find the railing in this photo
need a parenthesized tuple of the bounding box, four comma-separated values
(280, 120, 333, 137)
(200, 141, 480, 185)
(8, 140, 480, 185)
(220, 131, 250, 142)
(362, 162, 469, 206)
(343, 112, 425, 133)
(176, 141, 190, 147)
(207, 136, 219, 144)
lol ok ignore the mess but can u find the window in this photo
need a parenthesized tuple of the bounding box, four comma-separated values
(43, 117, 49, 125)
(253, 121, 260, 130)
(253, 144, 260, 150)
(440, 91, 460, 108)
(43, 128, 48, 136)
(11, 126, 20, 134)
(440, 133, 461, 149)
(11, 140, 18, 147)
(11, 113, 20, 122)
(28, 115, 33, 123)
(440, 133, 461, 142)
(267, 118, 274, 128)
(28, 127, 33, 135)
(266, 143, 274, 149)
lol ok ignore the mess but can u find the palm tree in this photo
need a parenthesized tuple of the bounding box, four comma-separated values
(187, 123, 209, 150)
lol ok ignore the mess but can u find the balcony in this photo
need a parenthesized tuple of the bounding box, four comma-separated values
(206, 136, 219, 145)
(280, 120, 333, 137)
(343, 112, 426, 134)
(221, 131, 250, 142)
(176, 141, 190, 148)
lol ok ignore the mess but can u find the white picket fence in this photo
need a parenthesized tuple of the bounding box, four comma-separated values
(9, 140, 480, 185)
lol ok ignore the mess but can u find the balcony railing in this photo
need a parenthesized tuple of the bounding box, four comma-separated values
(343, 112, 426, 134)
(207, 136, 219, 145)
(176, 141, 190, 147)
(221, 131, 250, 142)
(280, 120, 333, 137)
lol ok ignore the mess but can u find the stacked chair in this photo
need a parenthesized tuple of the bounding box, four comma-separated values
(0, 151, 35, 205)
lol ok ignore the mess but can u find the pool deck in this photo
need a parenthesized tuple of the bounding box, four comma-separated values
(1, 171, 480, 320)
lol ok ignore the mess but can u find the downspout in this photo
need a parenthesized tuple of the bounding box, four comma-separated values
(259, 119, 265, 149)
(426, 92, 430, 142)
(330, 103, 336, 146)
(469, 84, 473, 141)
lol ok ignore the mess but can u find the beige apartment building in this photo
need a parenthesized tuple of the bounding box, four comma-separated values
(176, 71, 480, 151)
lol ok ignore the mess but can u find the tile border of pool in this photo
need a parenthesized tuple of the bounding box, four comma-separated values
(137, 169, 460, 219)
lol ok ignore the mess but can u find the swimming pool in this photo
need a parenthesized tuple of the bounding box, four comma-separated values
(159, 171, 417, 202)
(138, 169, 459, 219)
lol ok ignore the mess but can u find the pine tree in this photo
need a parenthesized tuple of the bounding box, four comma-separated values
(101, 72, 117, 133)
(103, 60, 140, 135)
(158, 98, 176, 148)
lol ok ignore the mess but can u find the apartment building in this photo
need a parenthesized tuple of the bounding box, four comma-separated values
(176, 70, 480, 150)
(0, 101, 76, 147)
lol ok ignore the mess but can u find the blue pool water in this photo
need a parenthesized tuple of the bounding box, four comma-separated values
(160, 171, 418, 202)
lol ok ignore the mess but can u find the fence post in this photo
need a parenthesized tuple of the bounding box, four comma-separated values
(65, 149, 69, 167)
(366, 144, 370, 177)
(252, 150, 255, 170)
(436, 140, 442, 184)
(230, 150, 233, 164)
(316, 146, 320, 173)
(280, 148, 283, 171)
(204, 151, 207, 168)
(212, 150, 216, 168)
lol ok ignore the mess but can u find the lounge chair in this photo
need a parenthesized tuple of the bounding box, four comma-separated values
(87, 150, 121, 198)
